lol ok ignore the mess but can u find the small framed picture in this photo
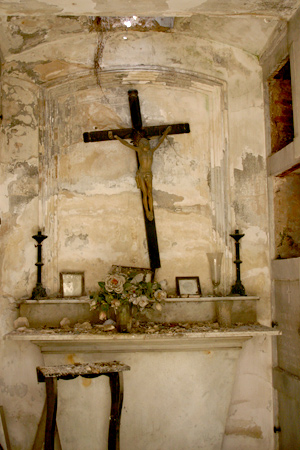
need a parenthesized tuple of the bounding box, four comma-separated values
(60, 272, 85, 298)
(176, 276, 202, 298)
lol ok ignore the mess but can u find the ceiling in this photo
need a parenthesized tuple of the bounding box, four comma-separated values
(0, 0, 299, 56)
(0, 0, 299, 18)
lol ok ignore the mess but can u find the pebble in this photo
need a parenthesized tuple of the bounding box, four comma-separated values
(60, 317, 71, 328)
(74, 321, 92, 331)
(103, 324, 115, 332)
(103, 319, 116, 326)
(14, 317, 29, 329)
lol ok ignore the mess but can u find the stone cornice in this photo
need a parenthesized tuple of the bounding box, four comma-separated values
(6, 324, 279, 353)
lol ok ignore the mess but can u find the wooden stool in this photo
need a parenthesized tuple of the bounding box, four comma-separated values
(36, 361, 130, 450)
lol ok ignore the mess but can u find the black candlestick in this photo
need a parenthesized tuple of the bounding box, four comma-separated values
(230, 229, 246, 296)
(31, 230, 48, 299)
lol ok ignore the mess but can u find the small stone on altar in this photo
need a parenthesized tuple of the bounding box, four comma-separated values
(60, 317, 71, 328)
(103, 324, 115, 331)
(103, 319, 116, 326)
(147, 328, 157, 333)
(74, 321, 92, 331)
(14, 317, 29, 329)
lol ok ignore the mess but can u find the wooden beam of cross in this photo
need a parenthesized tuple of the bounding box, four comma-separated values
(83, 89, 190, 271)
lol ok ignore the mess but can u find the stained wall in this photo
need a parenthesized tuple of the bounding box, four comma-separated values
(0, 16, 273, 450)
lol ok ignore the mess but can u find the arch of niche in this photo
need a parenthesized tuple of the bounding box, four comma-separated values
(37, 66, 231, 294)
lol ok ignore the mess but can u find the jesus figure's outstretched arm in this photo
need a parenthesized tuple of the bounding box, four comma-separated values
(108, 131, 138, 152)
(151, 126, 172, 151)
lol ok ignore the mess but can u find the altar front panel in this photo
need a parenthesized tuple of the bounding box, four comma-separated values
(44, 348, 241, 450)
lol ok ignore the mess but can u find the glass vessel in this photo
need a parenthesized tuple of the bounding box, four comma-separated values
(115, 303, 132, 333)
(206, 252, 223, 296)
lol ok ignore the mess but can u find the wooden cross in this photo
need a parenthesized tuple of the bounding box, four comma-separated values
(83, 89, 190, 271)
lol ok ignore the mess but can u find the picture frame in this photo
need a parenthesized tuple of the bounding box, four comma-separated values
(176, 276, 202, 298)
(60, 272, 85, 298)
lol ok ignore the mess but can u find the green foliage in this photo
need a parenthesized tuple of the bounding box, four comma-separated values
(90, 270, 166, 318)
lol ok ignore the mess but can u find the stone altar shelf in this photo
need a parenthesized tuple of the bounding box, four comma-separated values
(6, 321, 279, 450)
(6, 324, 279, 353)
(18, 295, 259, 328)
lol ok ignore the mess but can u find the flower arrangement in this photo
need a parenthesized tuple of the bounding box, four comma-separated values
(90, 268, 167, 320)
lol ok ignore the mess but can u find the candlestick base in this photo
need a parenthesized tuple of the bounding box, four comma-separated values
(31, 283, 47, 300)
(230, 280, 246, 296)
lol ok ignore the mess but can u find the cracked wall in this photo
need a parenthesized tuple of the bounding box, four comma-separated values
(0, 19, 270, 302)
(0, 15, 273, 450)
(43, 79, 222, 295)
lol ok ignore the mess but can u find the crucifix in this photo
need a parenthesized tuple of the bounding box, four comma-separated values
(83, 89, 190, 272)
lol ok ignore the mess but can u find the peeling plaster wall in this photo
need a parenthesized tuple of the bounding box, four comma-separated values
(39, 72, 229, 296)
(0, 75, 40, 298)
(0, 21, 270, 302)
(0, 17, 273, 450)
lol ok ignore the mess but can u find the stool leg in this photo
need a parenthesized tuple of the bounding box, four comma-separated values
(32, 400, 46, 450)
(45, 377, 57, 450)
(108, 372, 124, 450)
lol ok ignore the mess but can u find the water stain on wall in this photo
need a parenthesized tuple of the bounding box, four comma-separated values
(233, 152, 265, 226)
(225, 420, 263, 439)
(0, 377, 28, 398)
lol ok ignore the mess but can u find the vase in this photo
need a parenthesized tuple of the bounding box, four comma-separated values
(206, 252, 223, 296)
(115, 304, 132, 333)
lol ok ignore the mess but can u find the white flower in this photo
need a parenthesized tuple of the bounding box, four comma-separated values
(111, 299, 121, 309)
(138, 296, 149, 308)
(131, 273, 144, 284)
(90, 299, 97, 309)
(154, 289, 167, 301)
(99, 311, 107, 321)
(145, 273, 152, 283)
(159, 279, 168, 291)
(131, 296, 139, 305)
(105, 274, 125, 294)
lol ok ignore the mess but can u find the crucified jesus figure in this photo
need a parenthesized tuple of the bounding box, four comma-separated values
(108, 126, 172, 221)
